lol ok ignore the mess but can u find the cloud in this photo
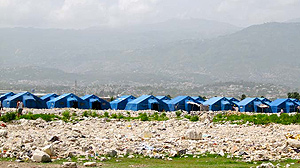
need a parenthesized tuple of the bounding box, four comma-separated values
(0, 0, 300, 28)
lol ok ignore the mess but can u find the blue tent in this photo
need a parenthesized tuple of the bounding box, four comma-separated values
(40, 93, 59, 102)
(47, 93, 89, 109)
(0, 92, 15, 103)
(110, 95, 136, 110)
(2, 92, 46, 108)
(167, 96, 199, 112)
(81, 94, 110, 110)
(269, 98, 299, 113)
(191, 96, 205, 104)
(238, 97, 270, 112)
(203, 97, 233, 111)
(156, 96, 171, 111)
(125, 95, 164, 111)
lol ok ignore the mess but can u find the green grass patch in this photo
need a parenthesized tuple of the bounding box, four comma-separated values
(213, 113, 300, 125)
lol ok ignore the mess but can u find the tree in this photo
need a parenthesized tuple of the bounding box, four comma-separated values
(287, 92, 300, 99)
(241, 94, 247, 100)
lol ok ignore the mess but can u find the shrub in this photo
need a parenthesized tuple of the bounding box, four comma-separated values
(139, 113, 149, 121)
(190, 115, 199, 122)
(175, 111, 182, 118)
(62, 110, 71, 120)
(104, 112, 109, 118)
(91, 111, 98, 118)
(184, 115, 191, 119)
(82, 111, 89, 117)
(117, 113, 125, 119)
(0, 112, 17, 122)
(111, 113, 118, 119)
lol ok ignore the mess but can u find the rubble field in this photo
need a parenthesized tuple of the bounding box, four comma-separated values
(0, 109, 299, 168)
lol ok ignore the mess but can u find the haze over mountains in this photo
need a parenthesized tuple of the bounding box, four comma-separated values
(0, 19, 300, 96)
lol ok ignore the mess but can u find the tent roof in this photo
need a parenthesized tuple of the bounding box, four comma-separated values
(191, 96, 205, 102)
(269, 98, 292, 106)
(167, 96, 193, 105)
(0, 92, 14, 99)
(127, 95, 155, 104)
(81, 94, 95, 100)
(258, 97, 272, 102)
(203, 97, 225, 106)
(156, 96, 171, 100)
(5, 92, 33, 101)
(49, 93, 81, 102)
(238, 97, 257, 106)
(226, 97, 240, 102)
(40, 93, 58, 100)
(110, 95, 135, 104)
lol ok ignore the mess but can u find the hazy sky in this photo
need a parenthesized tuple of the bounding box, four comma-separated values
(1, 0, 300, 29)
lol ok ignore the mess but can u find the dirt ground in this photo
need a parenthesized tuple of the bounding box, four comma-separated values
(0, 161, 93, 168)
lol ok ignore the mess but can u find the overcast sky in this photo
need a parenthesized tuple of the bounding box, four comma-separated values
(1, 0, 300, 29)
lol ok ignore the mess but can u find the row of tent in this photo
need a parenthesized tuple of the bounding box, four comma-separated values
(0, 92, 300, 113)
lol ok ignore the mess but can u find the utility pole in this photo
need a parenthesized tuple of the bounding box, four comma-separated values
(75, 80, 77, 95)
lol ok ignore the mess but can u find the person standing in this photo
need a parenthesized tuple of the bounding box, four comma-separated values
(0, 101, 3, 116)
(16, 100, 23, 117)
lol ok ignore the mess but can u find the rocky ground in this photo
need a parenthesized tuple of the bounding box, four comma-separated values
(0, 109, 300, 168)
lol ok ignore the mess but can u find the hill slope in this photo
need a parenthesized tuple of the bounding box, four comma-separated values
(0, 22, 300, 87)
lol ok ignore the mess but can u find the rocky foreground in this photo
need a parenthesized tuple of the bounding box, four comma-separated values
(0, 109, 300, 167)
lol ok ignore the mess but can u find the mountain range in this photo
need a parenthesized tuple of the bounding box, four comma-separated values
(0, 19, 300, 90)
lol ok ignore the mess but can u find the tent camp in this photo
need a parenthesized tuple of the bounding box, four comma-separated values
(40, 93, 59, 102)
(269, 98, 300, 113)
(2, 92, 46, 108)
(238, 97, 270, 112)
(203, 97, 234, 111)
(81, 94, 110, 110)
(167, 96, 199, 112)
(110, 95, 136, 110)
(0, 92, 15, 103)
(125, 95, 164, 111)
(47, 93, 88, 109)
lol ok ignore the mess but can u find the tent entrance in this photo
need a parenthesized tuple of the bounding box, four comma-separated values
(25, 99, 36, 108)
(70, 101, 78, 108)
(92, 101, 102, 110)
(151, 103, 159, 111)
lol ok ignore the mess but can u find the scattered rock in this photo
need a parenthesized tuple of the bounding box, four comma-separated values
(49, 136, 59, 142)
(83, 162, 97, 167)
(256, 162, 275, 168)
(184, 130, 202, 140)
(107, 150, 117, 157)
(31, 150, 51, 162)
(42, 144, 55, 156)
(62, 162, 77, 168)
(286, 139, 300, 148)
(0, 129, 8, 137)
